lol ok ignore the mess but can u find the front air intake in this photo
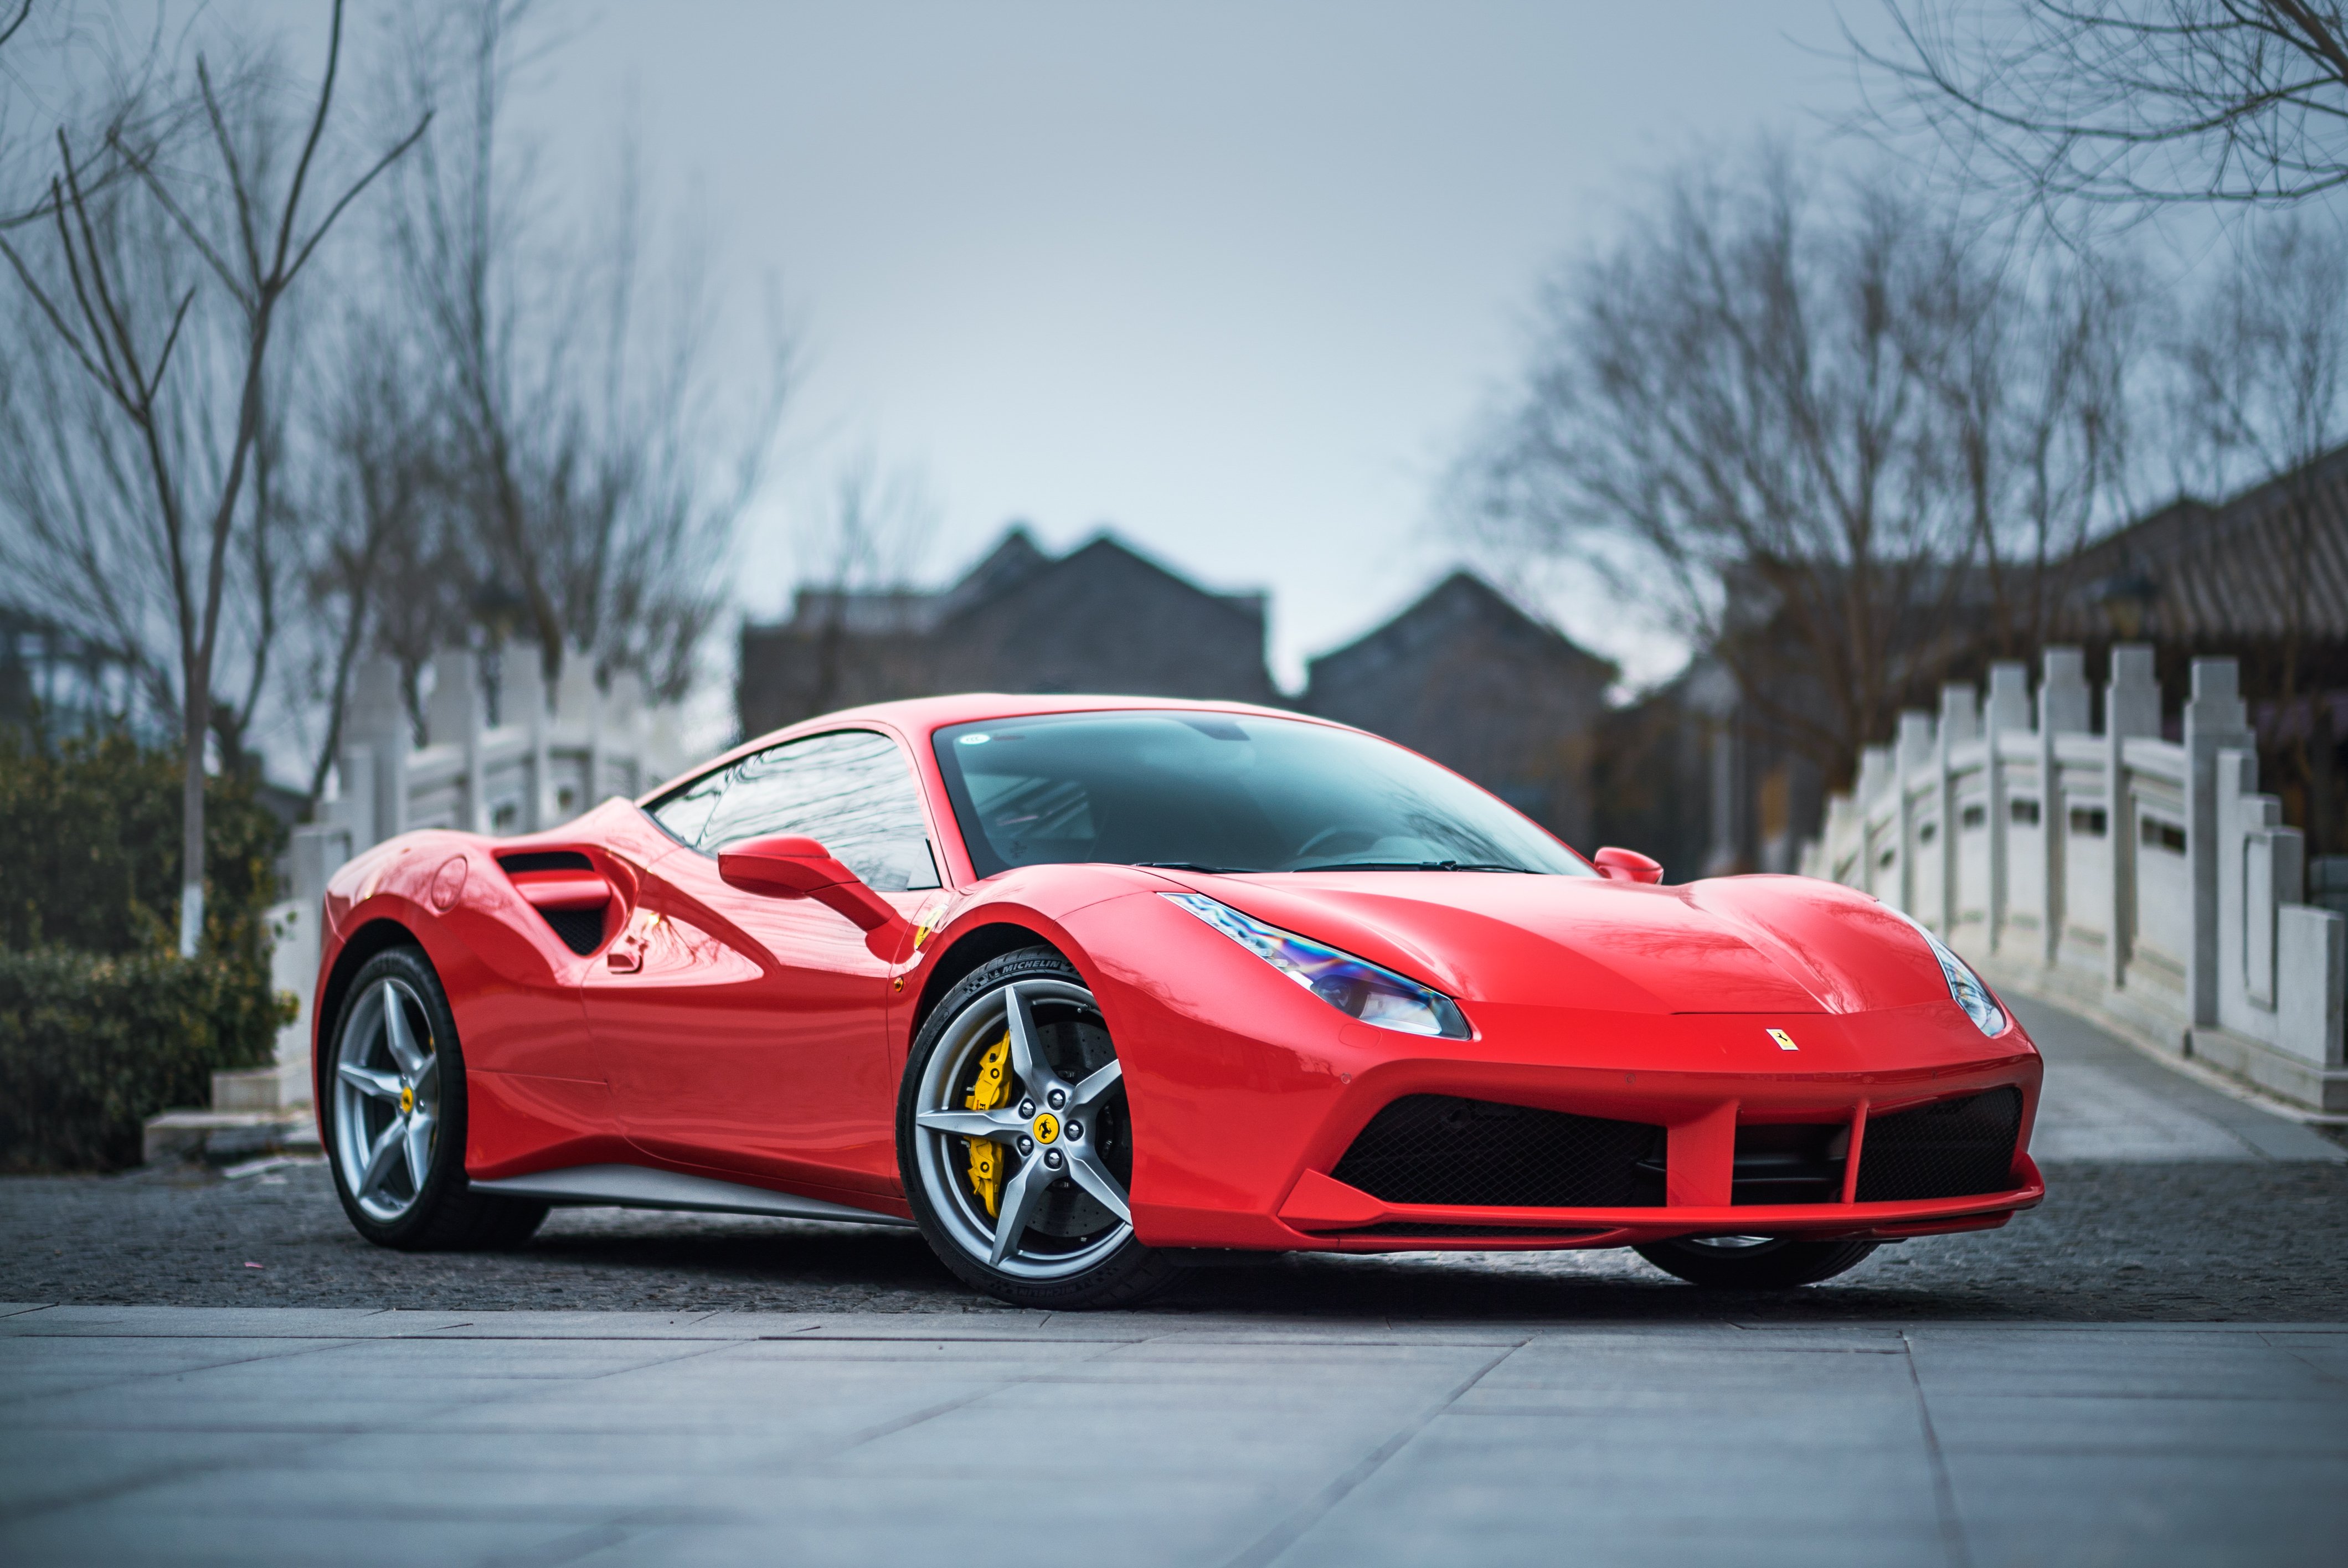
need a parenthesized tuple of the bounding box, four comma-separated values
(1331, 1095, 1666, 1209)
(1854, 1087, 2023, 1202)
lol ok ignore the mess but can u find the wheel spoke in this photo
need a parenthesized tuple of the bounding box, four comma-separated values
(1064, 1147, 1131, 1224)
(337, 1062, 404, 1102)
(916, 1107, 1027, 1141)
(357, 1117, 405, 1199)
(411, 1054, 439, 1105)
(1068, 1056, 1121, 1115)
(381, 989, 426, 1076)
(988, 1156, 1052, 1267)
(402, 1109, 435, 1194)
(1000, 983, 1058, 1101)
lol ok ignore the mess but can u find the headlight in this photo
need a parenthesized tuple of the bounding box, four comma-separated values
(1894, 911, 2007, 1038)
(1163, 892, 1470, 1039)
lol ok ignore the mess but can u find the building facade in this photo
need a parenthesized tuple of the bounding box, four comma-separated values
(1301, 572, 1614, 849)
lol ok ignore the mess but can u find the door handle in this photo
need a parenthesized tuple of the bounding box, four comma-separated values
(606, 947, 641, 972)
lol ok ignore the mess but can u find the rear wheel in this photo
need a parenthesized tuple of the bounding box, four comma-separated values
(1635, 1234, 1879, 1288)
(326, 946, 548, 1251)
(898, 948, 1177, 1309)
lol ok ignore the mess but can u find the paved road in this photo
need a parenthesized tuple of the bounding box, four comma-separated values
(3, 1306, 2342, 1567)
(2, 994, 2344, 1564)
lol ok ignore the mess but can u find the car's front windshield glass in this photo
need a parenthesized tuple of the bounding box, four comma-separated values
(930, 710, 1591, 879)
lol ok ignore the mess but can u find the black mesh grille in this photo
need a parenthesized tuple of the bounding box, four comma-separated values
(1331, 1095, 1665, 1208)
(1855, 1087, 2023, 1202)
(540, 906, 606, 956)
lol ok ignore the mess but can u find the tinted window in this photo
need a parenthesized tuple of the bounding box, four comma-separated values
(931, 710, 1589, 879)
(649, 730, 941, 891)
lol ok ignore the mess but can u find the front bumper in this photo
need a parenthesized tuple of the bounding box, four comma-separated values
(1068, 897, 2044, 1252)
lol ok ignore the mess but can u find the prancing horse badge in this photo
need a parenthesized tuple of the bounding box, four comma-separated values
(1767, 1029, 1799, 1051)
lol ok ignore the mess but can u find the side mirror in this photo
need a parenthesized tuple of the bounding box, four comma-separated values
(718, 835, 907, 936)
(1592, 846, 1665, 885)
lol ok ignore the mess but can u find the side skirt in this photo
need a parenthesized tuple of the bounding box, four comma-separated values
(468, 1163, 915, 1227)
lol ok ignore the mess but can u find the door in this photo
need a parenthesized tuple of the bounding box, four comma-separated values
(581, 729, 944, 1194)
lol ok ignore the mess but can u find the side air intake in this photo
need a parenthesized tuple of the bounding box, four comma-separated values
(1331, 1095, 1666, 1209)
(496, 852, 611, 956)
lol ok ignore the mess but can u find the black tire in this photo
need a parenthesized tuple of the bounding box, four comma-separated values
(1635, 1235, 1880, 1288)
(325, 945, 549, 1252)
(897, 946, 1178, 1309)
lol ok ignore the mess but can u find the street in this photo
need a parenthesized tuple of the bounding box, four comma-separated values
(3, 995, 2345, 1566)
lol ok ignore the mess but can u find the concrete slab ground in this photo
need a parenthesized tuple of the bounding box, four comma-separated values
(3, 993, 2344, 1563)
(0, 1307, 2341, 1567)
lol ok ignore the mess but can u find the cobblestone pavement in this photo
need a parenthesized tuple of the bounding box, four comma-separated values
(5, 1155, 2346, 1321)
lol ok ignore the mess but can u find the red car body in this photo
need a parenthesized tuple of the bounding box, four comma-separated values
(311, 694, 2045, 1255)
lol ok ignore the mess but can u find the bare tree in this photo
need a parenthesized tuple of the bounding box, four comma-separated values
(0, 1, 425, 955)
(1863, 2, 2348, 210)
(357, 0, 790, 721)
(1457, 151, 2136, 786)
(2166, 213, 2348, 842)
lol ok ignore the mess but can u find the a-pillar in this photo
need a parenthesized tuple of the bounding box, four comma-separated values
(2182, 658, 2254, 1028)
(2037, 648, 2091, 964)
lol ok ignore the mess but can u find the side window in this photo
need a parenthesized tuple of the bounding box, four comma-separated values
(650, 730, 940, 892)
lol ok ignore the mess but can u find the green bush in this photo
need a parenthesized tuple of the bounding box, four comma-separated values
(0, 725, 284, 965)
(0, 725, 294, 1169)
(0, 950, 292, 1170)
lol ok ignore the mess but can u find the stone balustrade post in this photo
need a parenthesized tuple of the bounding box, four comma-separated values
(2182, 659, 2254, 1027)
(1894, 711, 1935, 916)
(2104, 646, 2160, 989)
(2037, 648, 2090, 964)
(1936, 683, 1978, 936)
(342, 657, 406, 845)
(427, 647, 485, 833)
(1984, 662, 2031, 953)
(504, 642, 550, 833)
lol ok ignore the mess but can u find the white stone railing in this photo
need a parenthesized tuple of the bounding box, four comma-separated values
(1801, 649, 2346, 1115)
(258, 646, 691, 1105)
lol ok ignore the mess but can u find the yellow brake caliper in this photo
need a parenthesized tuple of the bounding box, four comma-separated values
(964, 1032, 1012, 1215)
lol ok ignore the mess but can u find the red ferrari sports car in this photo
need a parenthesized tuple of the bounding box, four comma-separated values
(313, 694, 2043, 1307)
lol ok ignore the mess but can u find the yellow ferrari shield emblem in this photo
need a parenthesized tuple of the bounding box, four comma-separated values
(400, 1084, 416, 1113)
(1767, 1029, 1799, 1052)
(1032, 1111, 1060, 1144)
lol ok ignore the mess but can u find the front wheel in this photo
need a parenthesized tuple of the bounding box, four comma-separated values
(1635, 1234, 1879, 1289)
(326, 946, 547, 1251)
(897, 948, 1177, 1309)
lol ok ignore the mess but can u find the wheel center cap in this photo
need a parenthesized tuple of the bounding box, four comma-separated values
(400, 1084, 416, 1116)
(1032, 1111, 1060, 1145)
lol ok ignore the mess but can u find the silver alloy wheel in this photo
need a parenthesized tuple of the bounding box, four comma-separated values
(332, 976, 441, 1224)
(911, 978, 1134, 1281)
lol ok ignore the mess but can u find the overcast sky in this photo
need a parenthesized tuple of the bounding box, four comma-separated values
(17, 2, 1900, 708)
(499, 1, 1896, 697)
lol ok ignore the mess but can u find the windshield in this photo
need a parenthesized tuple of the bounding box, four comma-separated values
(930, 710, 1591, 878)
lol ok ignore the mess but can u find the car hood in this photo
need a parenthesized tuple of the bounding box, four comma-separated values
(1160, 870, 1951, 1016)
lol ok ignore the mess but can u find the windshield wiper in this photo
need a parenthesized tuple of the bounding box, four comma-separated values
(1288, 859, 1535, 873)
(1132, 860, 1253, 874)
